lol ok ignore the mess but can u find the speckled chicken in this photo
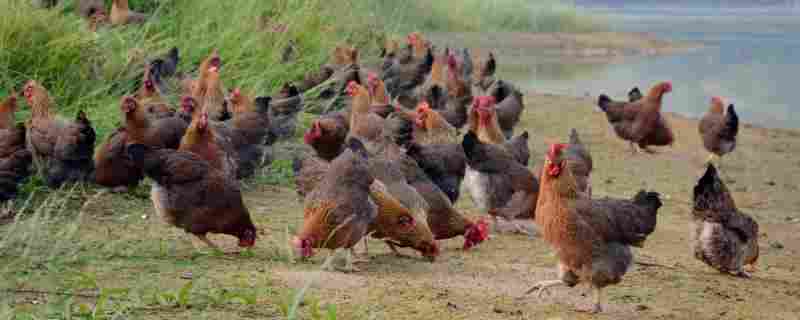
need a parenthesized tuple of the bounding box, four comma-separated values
(691, 164, 758, 278)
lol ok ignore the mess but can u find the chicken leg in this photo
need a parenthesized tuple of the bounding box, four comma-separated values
(576, 287, 603, 313)
(523, 280, 565, 297)
(194, 234, 221, 251)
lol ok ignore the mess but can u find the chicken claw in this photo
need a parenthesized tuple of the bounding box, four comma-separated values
(734, 270, 752, 279)
(575, 287, 603, 313)
(523, 280, 565, 298)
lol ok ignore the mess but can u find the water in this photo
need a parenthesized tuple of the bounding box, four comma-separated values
(507, 6, 800, 128)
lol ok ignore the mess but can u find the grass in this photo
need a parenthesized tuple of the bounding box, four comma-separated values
(363, 0, 606, 33)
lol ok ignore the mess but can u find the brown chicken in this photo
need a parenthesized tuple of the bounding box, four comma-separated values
(93, 127, 143, 192)
(195, 64, 229, 121)
(597, 82, 675, 153)
(380, 140, 489, 250)
(0, 93, 32, 200)
(565, 128, 593, 196)
(366, 72, 394, 118)
(292, 139, 376, 271)
(181, 50, 220, 98)
(346, 81, 385, 152)
(179, 108, 238, 179)
(304, 112, 349, 161)
(691, 164, 758, 278)
(413, 102, 458, 145)
(526, 143, 663, 313)
(126, 143, 257, 251)
(439, 51, 472, 129)
(23, 81, 96, 187)
(699, 96, 739, 163)
(110, 0, 146, 26)
(121, 95, 188, 149)
(488, 80, 525, 139)
(467, 96, 506, 145)
(462, 131, 538, 233)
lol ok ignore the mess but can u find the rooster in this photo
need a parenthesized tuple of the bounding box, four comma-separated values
(110, 0, 146, 26)
(23, 81, 96, 187)
(597, 82, 675, 153)
(525, 143, 663, 313)
(0, 93, 32, 200)
(699, 96, 738, 164)
(691, 164, 758, 278)
(127, 143, 256, 252)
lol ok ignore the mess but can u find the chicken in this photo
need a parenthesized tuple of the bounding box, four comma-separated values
(366, 72, 395, 118)
(136, 64, 174, 115)
(224, 91, 273, 178)
(525, 143, 663, 313)
(0, 93, 32, 200)
(473, 52, 496, 94)
(380, 140, 488, 249)
(467, 96, 506, 145)
(121, 95, 188, 149)
(488, 80, 525, 139)
(291, 152, 439, 261)
(412, 48, 449, 111)
(699, 97, 739, 163)
(23, 81, 96, 187)
(178, 108, 238, 179)
(405, 142, 466, 204)
(181, 50, 220, 98)
(413, 102, 458, 145)
(691, 164, 758, 278)
(382, 41, 434, 103)
(346, 81, 385, 152)
(304, 111, 349, 161)
(93, 127, 143, 192)
(597, 82, 675, 153)
(438, 51, 472, 129)
(195, 63, 229, 121)
(126, 144, 257, 251)
(87, 8, 109, 32)
(268, 83, 304, 141)
(110, 0, 146, 26)
(77, 0, 105, 19)
(149, 47, 180, 87)
(368, 180, 439, 261)
(628, 87, 643, 102)
(291, 139, 376, 272)
(462, 131, 538, 233)
(565, 128, 593, 196)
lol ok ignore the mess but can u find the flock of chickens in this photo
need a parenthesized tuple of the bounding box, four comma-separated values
(5, 1, 762, 314)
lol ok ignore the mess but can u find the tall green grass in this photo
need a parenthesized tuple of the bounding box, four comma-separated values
(360, 0, 606, 33)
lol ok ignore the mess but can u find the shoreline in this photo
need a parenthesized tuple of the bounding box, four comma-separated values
(427, 31, 704, 63)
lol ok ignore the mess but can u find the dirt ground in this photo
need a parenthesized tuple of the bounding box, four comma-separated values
(51, 88, 795, 319)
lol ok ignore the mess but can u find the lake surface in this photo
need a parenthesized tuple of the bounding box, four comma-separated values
(510, 7, 800, 129)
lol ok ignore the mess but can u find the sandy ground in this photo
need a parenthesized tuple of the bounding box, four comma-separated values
(73, 89, 800, 319)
